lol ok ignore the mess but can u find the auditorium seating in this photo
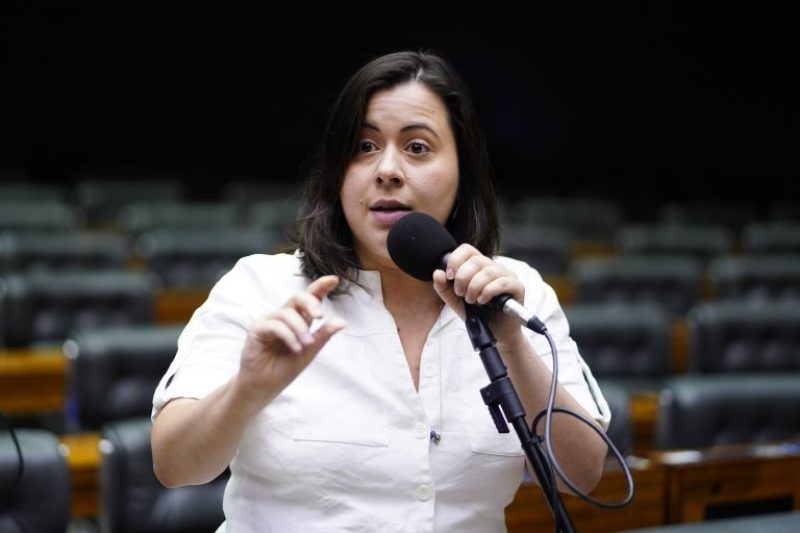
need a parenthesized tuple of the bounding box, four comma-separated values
(100, 417, 227, 533)
(741, 223, 800, 254)
(501, 225, 573, 275)
(136, 228, 282, 288)
(63, 324, 183, 430)
(686, 301, 800, 374)
(655, 374, 800, 450)
(517, 197, 623, 242)
(0, 201, 80, 232)
(613, 224, 733, 265)
(566, 303, 672, 388)
(0, 427, 71, 533)
(0, 231, 132, 273)
(72, 179, 184, 226)
(707, 255, 800, 303)
(118, 202, 243, 235)
(0, 270, 158, 347)
(570, 256, 704, 315)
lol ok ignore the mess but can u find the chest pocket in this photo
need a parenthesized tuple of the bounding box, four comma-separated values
(289, 333, 390, 447)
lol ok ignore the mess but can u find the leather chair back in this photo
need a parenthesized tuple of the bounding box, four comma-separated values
(571, 256, 703, 315)
(687, 301, 800, 373)
(0, 269, 157, 347)
(64, 324, 184, 430)
(567, 303, 671, 379)
(656, 375, 800, 450)
(0, 428, 70, 533)
(100, 417, 227, 533)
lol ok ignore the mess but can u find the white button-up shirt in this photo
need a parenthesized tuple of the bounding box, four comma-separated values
(153, 253, 610, 533)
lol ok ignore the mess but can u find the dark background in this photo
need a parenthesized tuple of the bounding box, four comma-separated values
(1, 7, 798, 219)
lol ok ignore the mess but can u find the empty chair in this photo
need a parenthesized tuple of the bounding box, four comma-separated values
(0, 231, 131, 273)
(136, 228, 282, 288)
(0, 201, 79, 232)
(655, 374, 800, 450)
(614, 224, 733, 265)
(72, 179, 183, 225)
(570, 256, 704, 315)
(118, 202, 243, 234)
(0, 183, 65, 202)
(687, 301, 800, 374)
(243, 199, 300, 234)
(0, 427, 71, 533)
(0, 269, 158, 347)
(222, 180, 299, 204)
(100, 417, 227, 533)
(741, 223, 800, 254)
(64, 324, 184, 430)
(657, 202, 757, 234)
(501, 225, 573, 275)
(517, 197, 623, 242)
(708, 255, 800, 303)
(566, 303, 672, 388)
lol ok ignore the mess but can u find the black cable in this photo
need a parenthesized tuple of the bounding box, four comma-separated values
(0, 410, 25, 512)
(527, 325, 635, 511)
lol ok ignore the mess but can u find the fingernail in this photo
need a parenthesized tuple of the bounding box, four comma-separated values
(301, 332, 314, 345)
(446, 268, 455, 280)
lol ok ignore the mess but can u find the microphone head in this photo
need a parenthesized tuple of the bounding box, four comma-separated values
(387, 212, 456, 281)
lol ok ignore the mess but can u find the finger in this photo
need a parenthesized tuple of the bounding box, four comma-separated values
(253, 318, 303, 353)
(453, 255, 491, 302)
(290, 291, 324, 322)
(274, 308, 315, 346)
(433, 269, 463, 313)
(305, 317, 347, 354)
(444, 244, 480, 280)
(477, 276, 522, 306)
(307, 275, 340, 300)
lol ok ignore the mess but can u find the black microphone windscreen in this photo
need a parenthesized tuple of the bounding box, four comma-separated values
(387, 212, 457, 281)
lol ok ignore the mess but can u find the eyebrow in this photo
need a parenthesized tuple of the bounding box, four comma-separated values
(363, 121, 440, 139)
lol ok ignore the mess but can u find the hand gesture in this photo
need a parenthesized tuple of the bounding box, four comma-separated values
(237, 275, 346, 406)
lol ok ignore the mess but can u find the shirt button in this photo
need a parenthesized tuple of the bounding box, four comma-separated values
(423, 362, 438, 377)
(416, 484, 433, 501)
(414, 423, 429, 439)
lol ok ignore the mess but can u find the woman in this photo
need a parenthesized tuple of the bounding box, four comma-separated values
(152, 50, 610, 532)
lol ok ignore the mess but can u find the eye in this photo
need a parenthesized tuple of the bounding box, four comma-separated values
(407, 141, 430, 155)
(356, 140, 377, 154)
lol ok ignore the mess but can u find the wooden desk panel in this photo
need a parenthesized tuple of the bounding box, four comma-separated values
(507, 460, 665, 532)
(652, 442, 800, 524)
(60, 432, 101, 518)
(155, 288, 209, 324)
(0, 348, 66, 414)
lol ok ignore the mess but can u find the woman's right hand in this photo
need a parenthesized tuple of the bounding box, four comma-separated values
(235, 275, 346, 407)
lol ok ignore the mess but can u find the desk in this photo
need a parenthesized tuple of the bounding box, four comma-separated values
(507, 459, 665, 532)
(60, 432, 101, 518)
(652, 442, 800, 524)
(0, 347, 66, 414)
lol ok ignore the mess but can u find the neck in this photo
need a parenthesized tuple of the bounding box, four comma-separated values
(378, 266, 441, 311)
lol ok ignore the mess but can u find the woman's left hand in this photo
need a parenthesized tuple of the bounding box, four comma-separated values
(432, 243, 526, 346)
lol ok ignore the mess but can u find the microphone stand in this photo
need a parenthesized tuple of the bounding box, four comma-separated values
(463, 303, 576, 533)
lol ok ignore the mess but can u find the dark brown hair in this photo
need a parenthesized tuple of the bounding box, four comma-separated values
(291, 50, 499, 290)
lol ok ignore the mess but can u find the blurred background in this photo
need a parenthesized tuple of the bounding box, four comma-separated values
(2, 7, 798, 212)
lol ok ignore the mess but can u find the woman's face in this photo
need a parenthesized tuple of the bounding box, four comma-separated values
(340, 81, 460, 272)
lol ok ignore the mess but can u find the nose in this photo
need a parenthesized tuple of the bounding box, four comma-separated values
(375, 145, 404, 186)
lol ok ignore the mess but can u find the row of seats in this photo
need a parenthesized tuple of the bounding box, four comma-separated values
(0, 424, 226, 533)
(0, 180, 299, 226)
(3, 255, 798, 347)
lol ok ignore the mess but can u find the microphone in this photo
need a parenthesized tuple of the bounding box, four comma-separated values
(387, 212, 546, 334)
